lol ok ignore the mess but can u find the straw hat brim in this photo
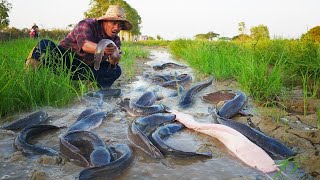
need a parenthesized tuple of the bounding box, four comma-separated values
(97, 17, 133, 30)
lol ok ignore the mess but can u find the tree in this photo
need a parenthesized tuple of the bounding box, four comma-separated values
(156, 35, 163, 40)
(301, 26, 320, 43)
(234, 22, 250, 42)
(250, 24, 270, 40)
(194, 31, 219, 40)
(219, 37, 231, 41)
(84, 0, 141, 35)
(232, 34, 251, 41)
(238, 21, 246, 35)
(0, 0, 11, 30)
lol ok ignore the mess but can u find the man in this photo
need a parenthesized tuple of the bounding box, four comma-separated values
(30, 23, 39, 38)
(25, 5, 132, 89)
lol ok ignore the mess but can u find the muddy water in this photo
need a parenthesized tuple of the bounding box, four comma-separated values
(0, 49, 311, 180)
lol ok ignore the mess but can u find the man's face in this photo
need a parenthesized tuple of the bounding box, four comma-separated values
(103, 21, 123, 37)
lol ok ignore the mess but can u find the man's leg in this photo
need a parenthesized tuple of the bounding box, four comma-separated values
(25, 39, 63, 69)
(91, 61, 122, 89)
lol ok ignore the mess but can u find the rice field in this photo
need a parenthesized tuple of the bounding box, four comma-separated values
(0, 38, 148, 117)
(169, 39, 320, 105)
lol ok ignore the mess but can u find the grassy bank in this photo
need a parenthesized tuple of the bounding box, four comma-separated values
(169, 39, 320, 105)
(0, 38, 148, 117)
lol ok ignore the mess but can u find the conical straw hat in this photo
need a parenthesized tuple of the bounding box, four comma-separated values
(97, 5, 133, 30)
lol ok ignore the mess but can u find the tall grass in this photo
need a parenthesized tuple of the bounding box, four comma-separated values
(0, 38, 149, 117)
(169, 39, 320, 104)
(0, 38, 88, 117)
(121, 42, 149, 79)
(274, 157, 300, 179)
(234, 40, 286, 103)
(170, 40, 239, 79)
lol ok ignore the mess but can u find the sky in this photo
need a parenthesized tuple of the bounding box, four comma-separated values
(7, 0, 319, 40)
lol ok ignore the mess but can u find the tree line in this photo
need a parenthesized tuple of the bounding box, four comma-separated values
(194, 22, 320, 43)
(1, 0, 319, 43)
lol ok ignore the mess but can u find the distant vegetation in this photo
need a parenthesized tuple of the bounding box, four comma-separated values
(136, 40, 171, 47)
(0, 27, 70, 41)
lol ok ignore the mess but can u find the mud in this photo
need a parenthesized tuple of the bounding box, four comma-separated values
(0, 47, 319, 180)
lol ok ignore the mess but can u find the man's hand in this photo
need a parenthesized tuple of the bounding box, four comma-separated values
(104, 45, 116, 55)
(108, 46, 121, 65)
(109, 56, 120, 65)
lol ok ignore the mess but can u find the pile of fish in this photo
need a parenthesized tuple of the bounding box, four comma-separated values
(60, 108, 134, 179)
(126, 63, 217, 158)
(130, 62, 296, 174)
(128, 109, 212, 159)
(1, 107, 134, 179)
(1, 110, 60, 157)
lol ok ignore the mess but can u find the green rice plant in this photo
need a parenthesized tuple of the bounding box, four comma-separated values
(310, 70, 320, 98)
(273, 157, 300, 179)
(317, 106, 320, 130)
(235, 51, 284, 103)
(169, 39, 240, 80)
(301, 70, 311, 116)
(284, 41, 320, 89)
(121, 42, 149, 80)
(173, 72, 181, 97)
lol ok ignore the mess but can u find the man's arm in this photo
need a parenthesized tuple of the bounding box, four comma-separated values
(82, 40, 116, 55)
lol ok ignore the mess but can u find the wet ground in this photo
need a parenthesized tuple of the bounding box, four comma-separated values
(0, 48, 319, 180)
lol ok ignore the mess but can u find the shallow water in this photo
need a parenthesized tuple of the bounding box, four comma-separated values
(0, 49, 309, 180)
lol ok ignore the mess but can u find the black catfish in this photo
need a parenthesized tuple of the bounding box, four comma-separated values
(1, 110, 48, 131)
(151, 123, 212, 158)
(152, 62, 187, 70)
(95, 88, 121, 98)
(213, 113, 296, 159)
(94, 39, 119, 71)
(161, 74, 192, 88)
(60, 130, 113, 167)
(68, 112, 107, 132)
(127, 101, 169, 117)
(179, 78, 214, 108)
(127, 122, 164, 159)
(135, 91, 157, 106)
(134, 113, 176, 136)
(14, 124, 60, 156)
(217, 90, 247, 118)
(79, 144, 134, 180)
(120, 91, 167, 116)
(74, 108, 97, 122)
